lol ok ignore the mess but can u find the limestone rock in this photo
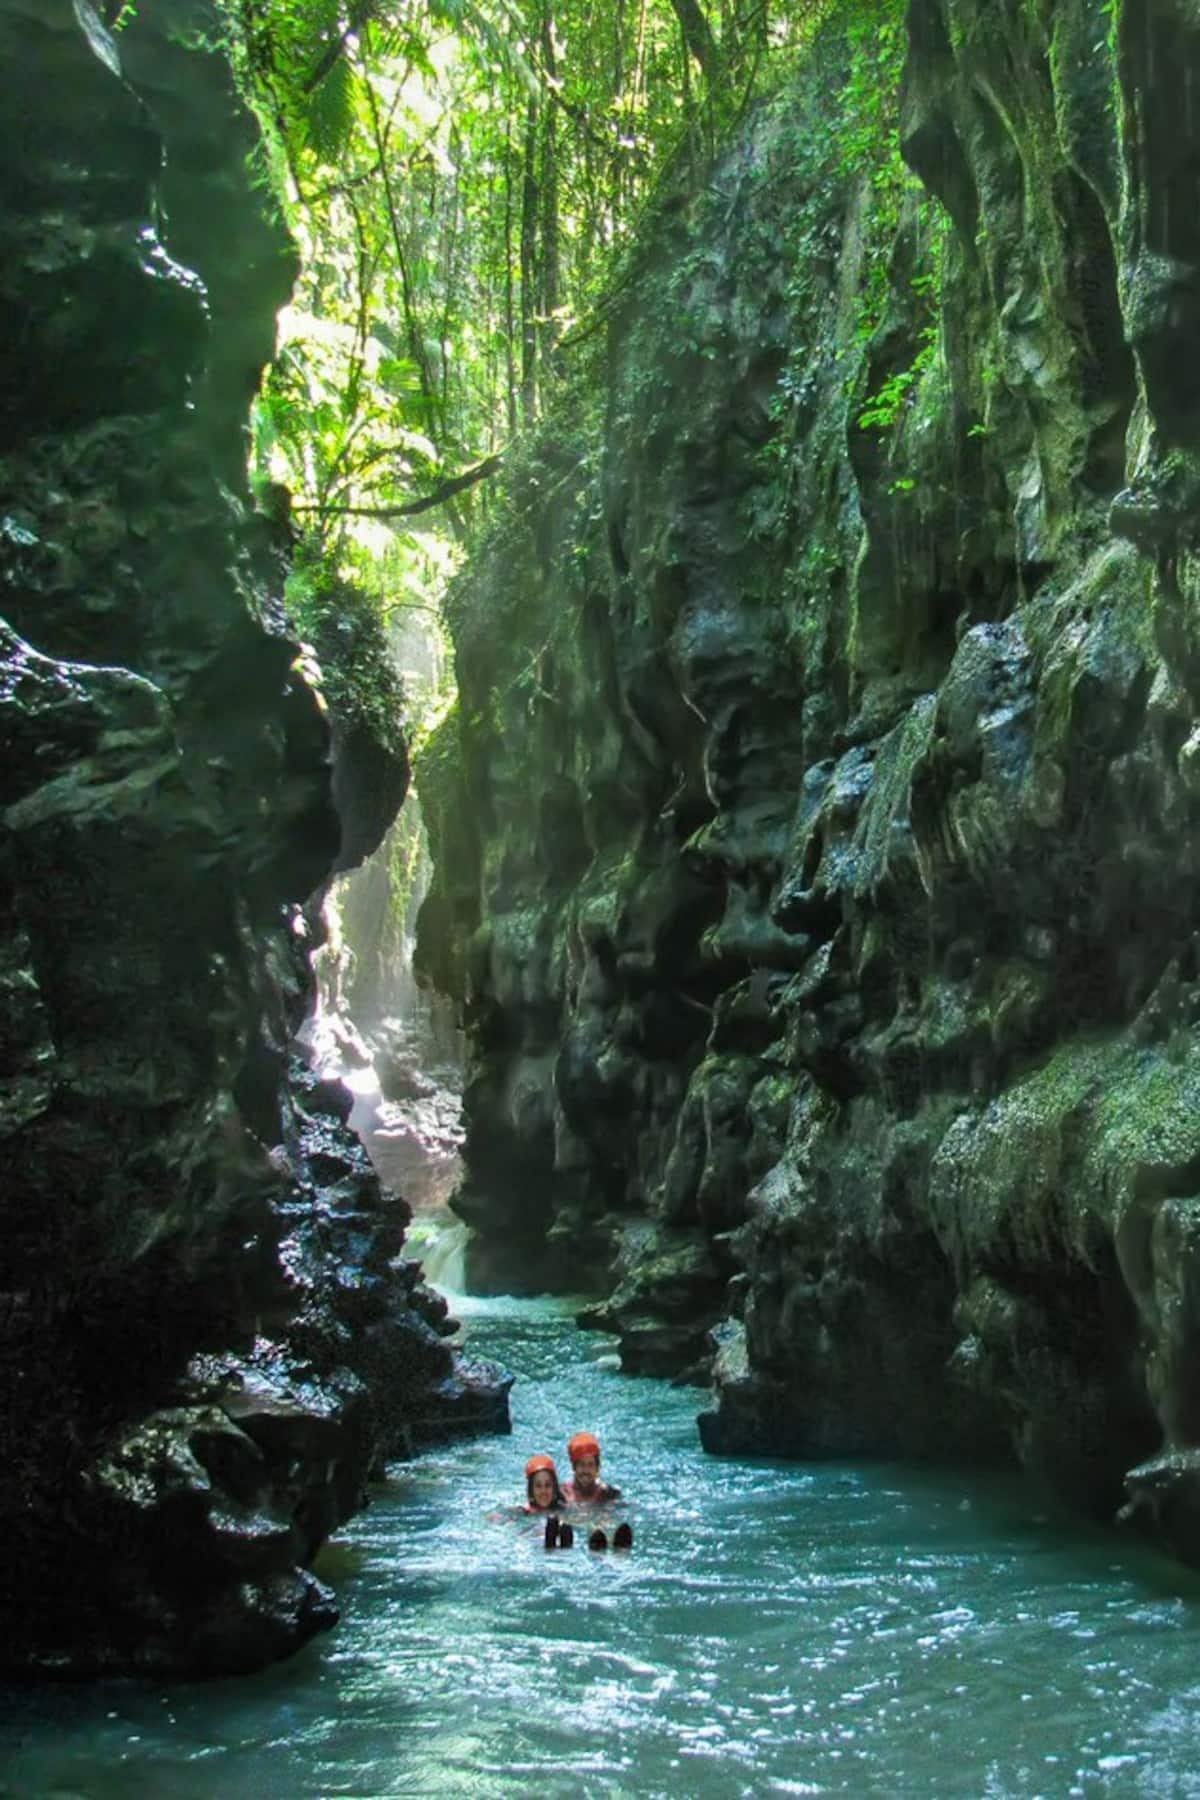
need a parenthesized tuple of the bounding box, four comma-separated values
(422, 0, 1200, 1570)
(0, 0, 507, 1677)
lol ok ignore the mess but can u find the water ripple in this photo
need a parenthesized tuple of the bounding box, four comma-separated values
(7, 1295, 1200, 1796)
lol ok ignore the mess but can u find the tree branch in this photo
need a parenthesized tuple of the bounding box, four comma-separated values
(302, 0, 377, 96)
(668, 0, 717, 72)
(292, 455, 504, 521)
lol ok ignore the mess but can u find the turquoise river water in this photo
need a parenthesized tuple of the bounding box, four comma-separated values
(6, 1293, 1200, 1797)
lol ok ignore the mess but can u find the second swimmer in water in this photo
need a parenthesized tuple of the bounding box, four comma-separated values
(563, 1433, 632, 1551)
(523, 1455, 575, 1547)
(523, 1454, 566, 1514)
(562, 1432, 621, 1506)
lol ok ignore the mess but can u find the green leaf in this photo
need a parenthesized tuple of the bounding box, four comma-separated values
(302, 58, 359, 164)
(377, 355, 423, 394)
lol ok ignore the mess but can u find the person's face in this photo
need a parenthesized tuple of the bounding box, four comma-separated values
(530, 1469, 556, 1508)
(571, 1453, 600, 1494)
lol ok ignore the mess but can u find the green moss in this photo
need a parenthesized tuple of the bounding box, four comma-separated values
(1091, 1051, 1200, 1182)
(285, 545, 406, 757)
(412, 702, 464, 851)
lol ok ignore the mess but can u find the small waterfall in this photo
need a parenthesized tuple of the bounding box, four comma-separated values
(302, 788, 471, 1292)
(404, 1213, 471, 1294)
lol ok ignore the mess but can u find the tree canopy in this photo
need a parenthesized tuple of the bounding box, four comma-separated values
(206, 0, 829, 565)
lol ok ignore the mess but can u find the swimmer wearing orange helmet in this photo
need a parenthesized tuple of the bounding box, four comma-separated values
(563, 1432, 632, 1549)
(523, 1455, 575, 1548)
(562, 1432, 622, 1505)
(522, 1454, 566, 1514)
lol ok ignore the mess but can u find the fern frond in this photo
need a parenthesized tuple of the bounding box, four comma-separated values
(302, 56, 360, 161)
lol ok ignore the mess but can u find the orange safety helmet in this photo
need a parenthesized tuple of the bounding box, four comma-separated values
(567, 1432, 601, 1462)
(525, 1454, 557, 1481)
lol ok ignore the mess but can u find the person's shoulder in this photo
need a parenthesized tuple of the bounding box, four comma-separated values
(601, 1483, 622, 1501)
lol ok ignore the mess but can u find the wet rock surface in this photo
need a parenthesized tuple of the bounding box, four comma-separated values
(421, 1, 1200, 1564)
(305, 796, 468, 1213)
(0, 0, 507, 1678)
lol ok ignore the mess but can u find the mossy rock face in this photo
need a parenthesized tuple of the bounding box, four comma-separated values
(426, 0, 1200, 1565)
(0, 0, 506, 1677)
(286, 568, 411, 875)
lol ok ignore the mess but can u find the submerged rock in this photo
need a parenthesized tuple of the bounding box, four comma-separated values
(421, 0, 1200, 1570)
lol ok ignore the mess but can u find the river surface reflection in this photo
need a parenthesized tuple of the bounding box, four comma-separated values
(6, 1294, 1200, 1796)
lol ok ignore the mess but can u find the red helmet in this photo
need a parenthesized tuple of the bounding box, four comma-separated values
(567, 1432, 601, 1462)
(525, 1454, 557, 1481)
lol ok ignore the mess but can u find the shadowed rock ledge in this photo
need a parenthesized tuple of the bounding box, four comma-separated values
(0, 0, 507, 1678)
(419, 0, 1200, 1568)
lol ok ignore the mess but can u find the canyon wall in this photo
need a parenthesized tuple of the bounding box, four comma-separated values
(421, 0, 1200, 1562)
(0, 0, 506, 1677)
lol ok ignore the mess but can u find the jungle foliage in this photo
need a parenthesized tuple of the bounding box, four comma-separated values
(152, 0, 917, 745)
(209, 0, 835, 562)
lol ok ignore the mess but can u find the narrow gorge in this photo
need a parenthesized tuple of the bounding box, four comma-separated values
(6, 0, 1200, 1725)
